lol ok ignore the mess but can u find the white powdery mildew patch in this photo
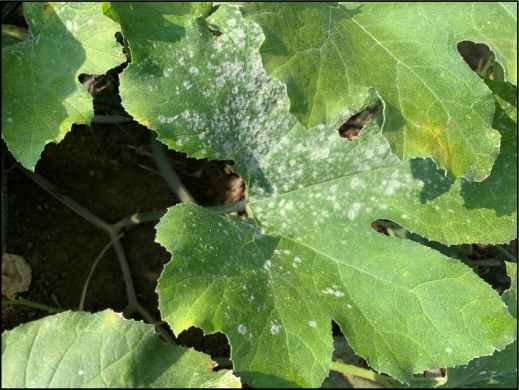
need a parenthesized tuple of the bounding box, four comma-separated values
(65, 20, 79, 32)
(238, 324, 247, 335)
(382, 169, 412, 196)
(158, 115, 180, 124)
(350, 177, 366, 190)
(270, 323, 281, 335)
(292, 255, 302, 268)
(186, 44, 194, 59)
(348, 202, 362, 220)
(254, 227, 266, 240)
(308, 321, 317, 328)
(322, 287, 345, 297)
(382, 179, 401, 195)
(143, 7, 304, 199)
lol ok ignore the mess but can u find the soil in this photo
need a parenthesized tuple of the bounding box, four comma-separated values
(2, 116, 241, 348)
(1, 7, 516, 387)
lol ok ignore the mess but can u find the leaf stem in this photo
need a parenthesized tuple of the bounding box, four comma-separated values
(110, 202, 244, 233)
(2, 297, 64, 313)
(18, 166, 140, 308)
(495, 244, 517, 262)
(330, 361, 447, 388)
(79, 233, 125, 311)
(150, 132, 195, 204)
(330, 361, 394, 387)
(1, 24, 28, 41)
(112, 209, 167, 231)
(19, 166, 115, 234)
(17, 165, 176, 345)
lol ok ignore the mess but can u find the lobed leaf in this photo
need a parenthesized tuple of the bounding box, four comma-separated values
(238, 2, 517, 181)
(1, 310, 241, 388)
(1, 2, 123, 170)
(2, 2, 516, 388)
(114, 4, 518, 387)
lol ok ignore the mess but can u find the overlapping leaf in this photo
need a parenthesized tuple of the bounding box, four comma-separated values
(104, 4, 518, 387)
(1, 2, 123, 170)
(238, 2, 517, 182)
(1, 310, 241, 388)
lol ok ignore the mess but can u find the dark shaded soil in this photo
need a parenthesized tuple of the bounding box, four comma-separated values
(2, 120, 241, 357)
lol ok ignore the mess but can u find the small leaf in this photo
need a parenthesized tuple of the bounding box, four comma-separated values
(1, 2, 123, 170)
(239, 2, 517, 181)
(1, 310, 241, 388)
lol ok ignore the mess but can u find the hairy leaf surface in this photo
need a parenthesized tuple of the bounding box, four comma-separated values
(238, 2, 517, 182)
(106, 4, 519, 387)
(1, 310, 241, 388)
(1, 2, 123, 170)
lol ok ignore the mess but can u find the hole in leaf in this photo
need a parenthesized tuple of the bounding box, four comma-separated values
(457, 41, 504, 80)
(114, 31, 124, 46)
(208, 22, 223, 37)
(78, 62, 129, 115)
(78, 73, 98, 94)
(177, 326, 231, 367)
(338, 103, 379, 141)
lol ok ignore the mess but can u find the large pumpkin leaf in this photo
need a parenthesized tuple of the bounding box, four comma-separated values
(1, 2, 123, 171)
(108, 3, 516, 387)
(1, 310, 241, 388)
(238, 2, 517, 182)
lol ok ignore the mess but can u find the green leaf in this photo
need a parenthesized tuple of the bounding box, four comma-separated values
(1, 310, 241, 388)
(502, 262, 517, 319)
(151, 2, 214, 18)
(111, 1, 291, 175)
(238, 2, 517, 181)
(157, 202, 516, 387)
(439, 262, 517, 388)
(1, 2, 123, 171)
(112, 4, 518, 386)
(1, 142, 6, 257)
